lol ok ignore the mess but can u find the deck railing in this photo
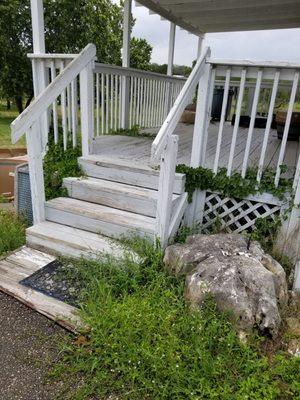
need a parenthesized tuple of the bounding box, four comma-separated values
(12, 43, 300, 250)
(206, 60, 300, 188)
(11, 44, 96, 224)
(182, 57, 300, 232)
(28, 53, 80, 150)
(93, 63, 186, 133)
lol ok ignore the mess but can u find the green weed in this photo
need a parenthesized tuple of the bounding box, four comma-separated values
(52, 237, 300, 400)
(0, 209, 26, 256)
(43, 137, 82, 200)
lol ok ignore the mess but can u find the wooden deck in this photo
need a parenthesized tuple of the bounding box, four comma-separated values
(92, 122, 300, 176)
(0, 247, 81, 332)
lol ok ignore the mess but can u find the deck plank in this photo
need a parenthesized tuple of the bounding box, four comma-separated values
(0, 247, 82, 332)
(91, 122, 299, 177)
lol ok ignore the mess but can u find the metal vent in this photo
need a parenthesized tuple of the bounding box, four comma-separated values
(16, 165, 33, 226)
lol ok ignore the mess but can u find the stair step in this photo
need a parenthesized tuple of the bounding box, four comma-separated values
(63, 177, 179, 218)
(26, 221, 128, 259)
(78, 155, 185, 194)
(45, 197, 156, 239)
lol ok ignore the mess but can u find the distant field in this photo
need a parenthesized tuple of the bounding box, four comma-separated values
(0, 101, 25, 148)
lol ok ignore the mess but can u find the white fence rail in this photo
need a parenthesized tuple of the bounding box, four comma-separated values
(93, 63, 186, 133)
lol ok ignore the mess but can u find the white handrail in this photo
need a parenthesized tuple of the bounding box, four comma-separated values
(151, 47, 211, 161)
(94, 62, 186, 83)
(208, 58, 300, 69)
(11, 43, 96, 143)
(28, 53, 78, 59)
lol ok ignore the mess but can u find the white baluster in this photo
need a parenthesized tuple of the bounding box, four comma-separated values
(80, 61, 94, 156)
(275, 71, 299, 186)
(241, 68, 263, 177)
(50, 60, 58, 144)
(213, 68, 231, 174)
(257, 70, 280, 182)
(227, 68, 247, 176)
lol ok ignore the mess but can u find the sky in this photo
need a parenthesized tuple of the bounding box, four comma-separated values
(131, 2, 300, 67)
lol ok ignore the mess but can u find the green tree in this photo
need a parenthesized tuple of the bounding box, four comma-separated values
(0, 1, 32, 113)
(0, 0, 152, 113)
(130, 38, 152, 70)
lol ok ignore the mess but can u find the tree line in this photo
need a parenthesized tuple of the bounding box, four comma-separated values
(0, 0, 191, 114)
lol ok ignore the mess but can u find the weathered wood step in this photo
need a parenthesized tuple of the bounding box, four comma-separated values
(78, 155, 185, 194)
(45, 197, 156, 239)
(26, 221, 129, 259)
(63, 177, 180, 217)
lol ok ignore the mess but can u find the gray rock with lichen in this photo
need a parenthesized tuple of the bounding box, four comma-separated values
(164, 233, 288, 337)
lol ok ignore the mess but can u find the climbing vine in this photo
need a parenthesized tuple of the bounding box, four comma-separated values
(176, 164, 293, 203)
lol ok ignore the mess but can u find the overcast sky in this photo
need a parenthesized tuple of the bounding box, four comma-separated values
(132, 2, 300, 67)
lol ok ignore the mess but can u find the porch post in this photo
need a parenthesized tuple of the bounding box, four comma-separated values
(276, 157, 300, 262)
(121, 0, 132, 129)
(197, 34, 205, 59)
(167, 22, 176, 76)
(166, 22, 176, 112)
(30, 0, 48, 150)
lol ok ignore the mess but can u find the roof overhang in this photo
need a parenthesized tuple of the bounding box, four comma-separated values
(136, 0, 300, 35)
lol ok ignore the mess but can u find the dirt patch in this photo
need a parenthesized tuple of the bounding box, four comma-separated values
(0, 291, 72, 400)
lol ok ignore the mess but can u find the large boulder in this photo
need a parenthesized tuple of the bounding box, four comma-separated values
(164, 234, 288, 337)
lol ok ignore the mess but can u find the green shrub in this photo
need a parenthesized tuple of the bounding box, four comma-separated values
(44, 138, 82, 200)
(0, 209, 26, 256)
(53, 238, 300, 400)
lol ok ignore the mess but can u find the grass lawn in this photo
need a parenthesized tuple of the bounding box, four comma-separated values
(0, 101, 25, 148)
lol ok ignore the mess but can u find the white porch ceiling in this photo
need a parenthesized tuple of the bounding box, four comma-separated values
(136, 0, 300, 35)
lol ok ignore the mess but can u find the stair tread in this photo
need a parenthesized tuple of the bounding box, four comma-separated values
(46, 197, 156, 233)
(79, 155, 185, 178)
(64, 176, 179, 201)
(79, 155, 186, 194)
(26, 221, 126, 256)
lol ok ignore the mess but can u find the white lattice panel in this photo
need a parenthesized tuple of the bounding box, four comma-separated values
(201, 192, 283, 234)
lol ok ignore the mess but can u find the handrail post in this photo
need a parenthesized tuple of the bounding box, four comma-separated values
(26, 121, 46, 224)
(155, 135, 178, 249)
(186, 61, 214, 227)
(190, 62, 213, 168)
(30, 0, 48, 152)
(80, 60, 94, 156)
(276, 161, 300, 261)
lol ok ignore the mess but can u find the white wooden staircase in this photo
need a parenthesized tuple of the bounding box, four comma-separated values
(10, 44, 210, 259)
(26, 155, 186, 258)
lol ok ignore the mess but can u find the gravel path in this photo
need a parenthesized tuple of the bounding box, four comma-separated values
(0, 291, 71, 400)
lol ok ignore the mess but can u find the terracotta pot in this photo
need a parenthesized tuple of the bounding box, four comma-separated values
(0, 148, 27, 196)
(185, 103, 196, 112)
(180, 110, 195, 124)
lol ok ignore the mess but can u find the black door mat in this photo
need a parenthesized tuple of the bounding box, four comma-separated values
(20, 260, 82, 307)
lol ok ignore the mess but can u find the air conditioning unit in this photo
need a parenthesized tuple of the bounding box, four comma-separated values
(14, 164, 33, 226)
